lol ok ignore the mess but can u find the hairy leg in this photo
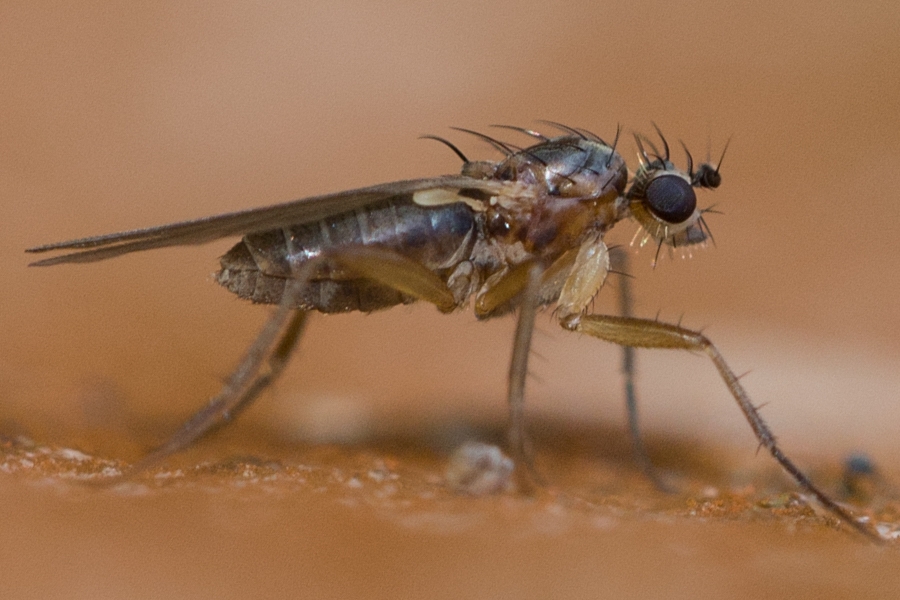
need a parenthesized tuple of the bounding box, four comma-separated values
(565, 313, 881, 542)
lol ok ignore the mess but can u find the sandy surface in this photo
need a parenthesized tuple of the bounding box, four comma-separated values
(3, 1, 900, 598)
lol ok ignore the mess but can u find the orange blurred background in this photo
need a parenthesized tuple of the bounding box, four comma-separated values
(2, 1, 899, 598)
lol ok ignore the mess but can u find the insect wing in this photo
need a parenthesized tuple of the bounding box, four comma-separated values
(27, 176, 509, 266)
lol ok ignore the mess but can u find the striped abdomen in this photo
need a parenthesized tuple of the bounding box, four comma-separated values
(217, 198, 477, 313)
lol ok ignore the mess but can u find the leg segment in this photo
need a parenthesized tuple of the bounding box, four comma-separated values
(122, 285, 310, 478)
(609, 249, 669, 490)
(118, 246, 462, 479)
(567, 313, 881, 541)
(506, 264, 543, 483)
(336, 247, 550, 484)
(331, 246, 457, 312)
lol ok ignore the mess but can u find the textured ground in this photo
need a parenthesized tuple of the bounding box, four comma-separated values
(2, 413, 899, 599)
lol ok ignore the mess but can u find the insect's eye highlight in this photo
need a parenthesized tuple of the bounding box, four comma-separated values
(645, 175, 696, 223)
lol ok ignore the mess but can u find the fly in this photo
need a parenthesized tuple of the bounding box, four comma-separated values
(26, 123, 881, 541)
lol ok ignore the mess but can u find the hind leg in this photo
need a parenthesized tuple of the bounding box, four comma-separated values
(121, 285, 310, 478)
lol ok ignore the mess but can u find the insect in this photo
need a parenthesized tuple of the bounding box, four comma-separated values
(26, 122, 880, 540)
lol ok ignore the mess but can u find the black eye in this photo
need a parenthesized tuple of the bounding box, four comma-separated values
(645, 175, 696, 223)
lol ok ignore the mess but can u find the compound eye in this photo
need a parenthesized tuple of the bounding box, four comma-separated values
(645, 175, 696, 223)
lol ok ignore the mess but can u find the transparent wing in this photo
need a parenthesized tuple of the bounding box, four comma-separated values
(27, 176, 508, 266)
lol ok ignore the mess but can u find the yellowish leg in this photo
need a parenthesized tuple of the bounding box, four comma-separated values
(331, 246, 457, 312)
(566, 313, 882, 541)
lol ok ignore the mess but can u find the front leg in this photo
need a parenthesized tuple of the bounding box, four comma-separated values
(560, 311, 882, 541)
